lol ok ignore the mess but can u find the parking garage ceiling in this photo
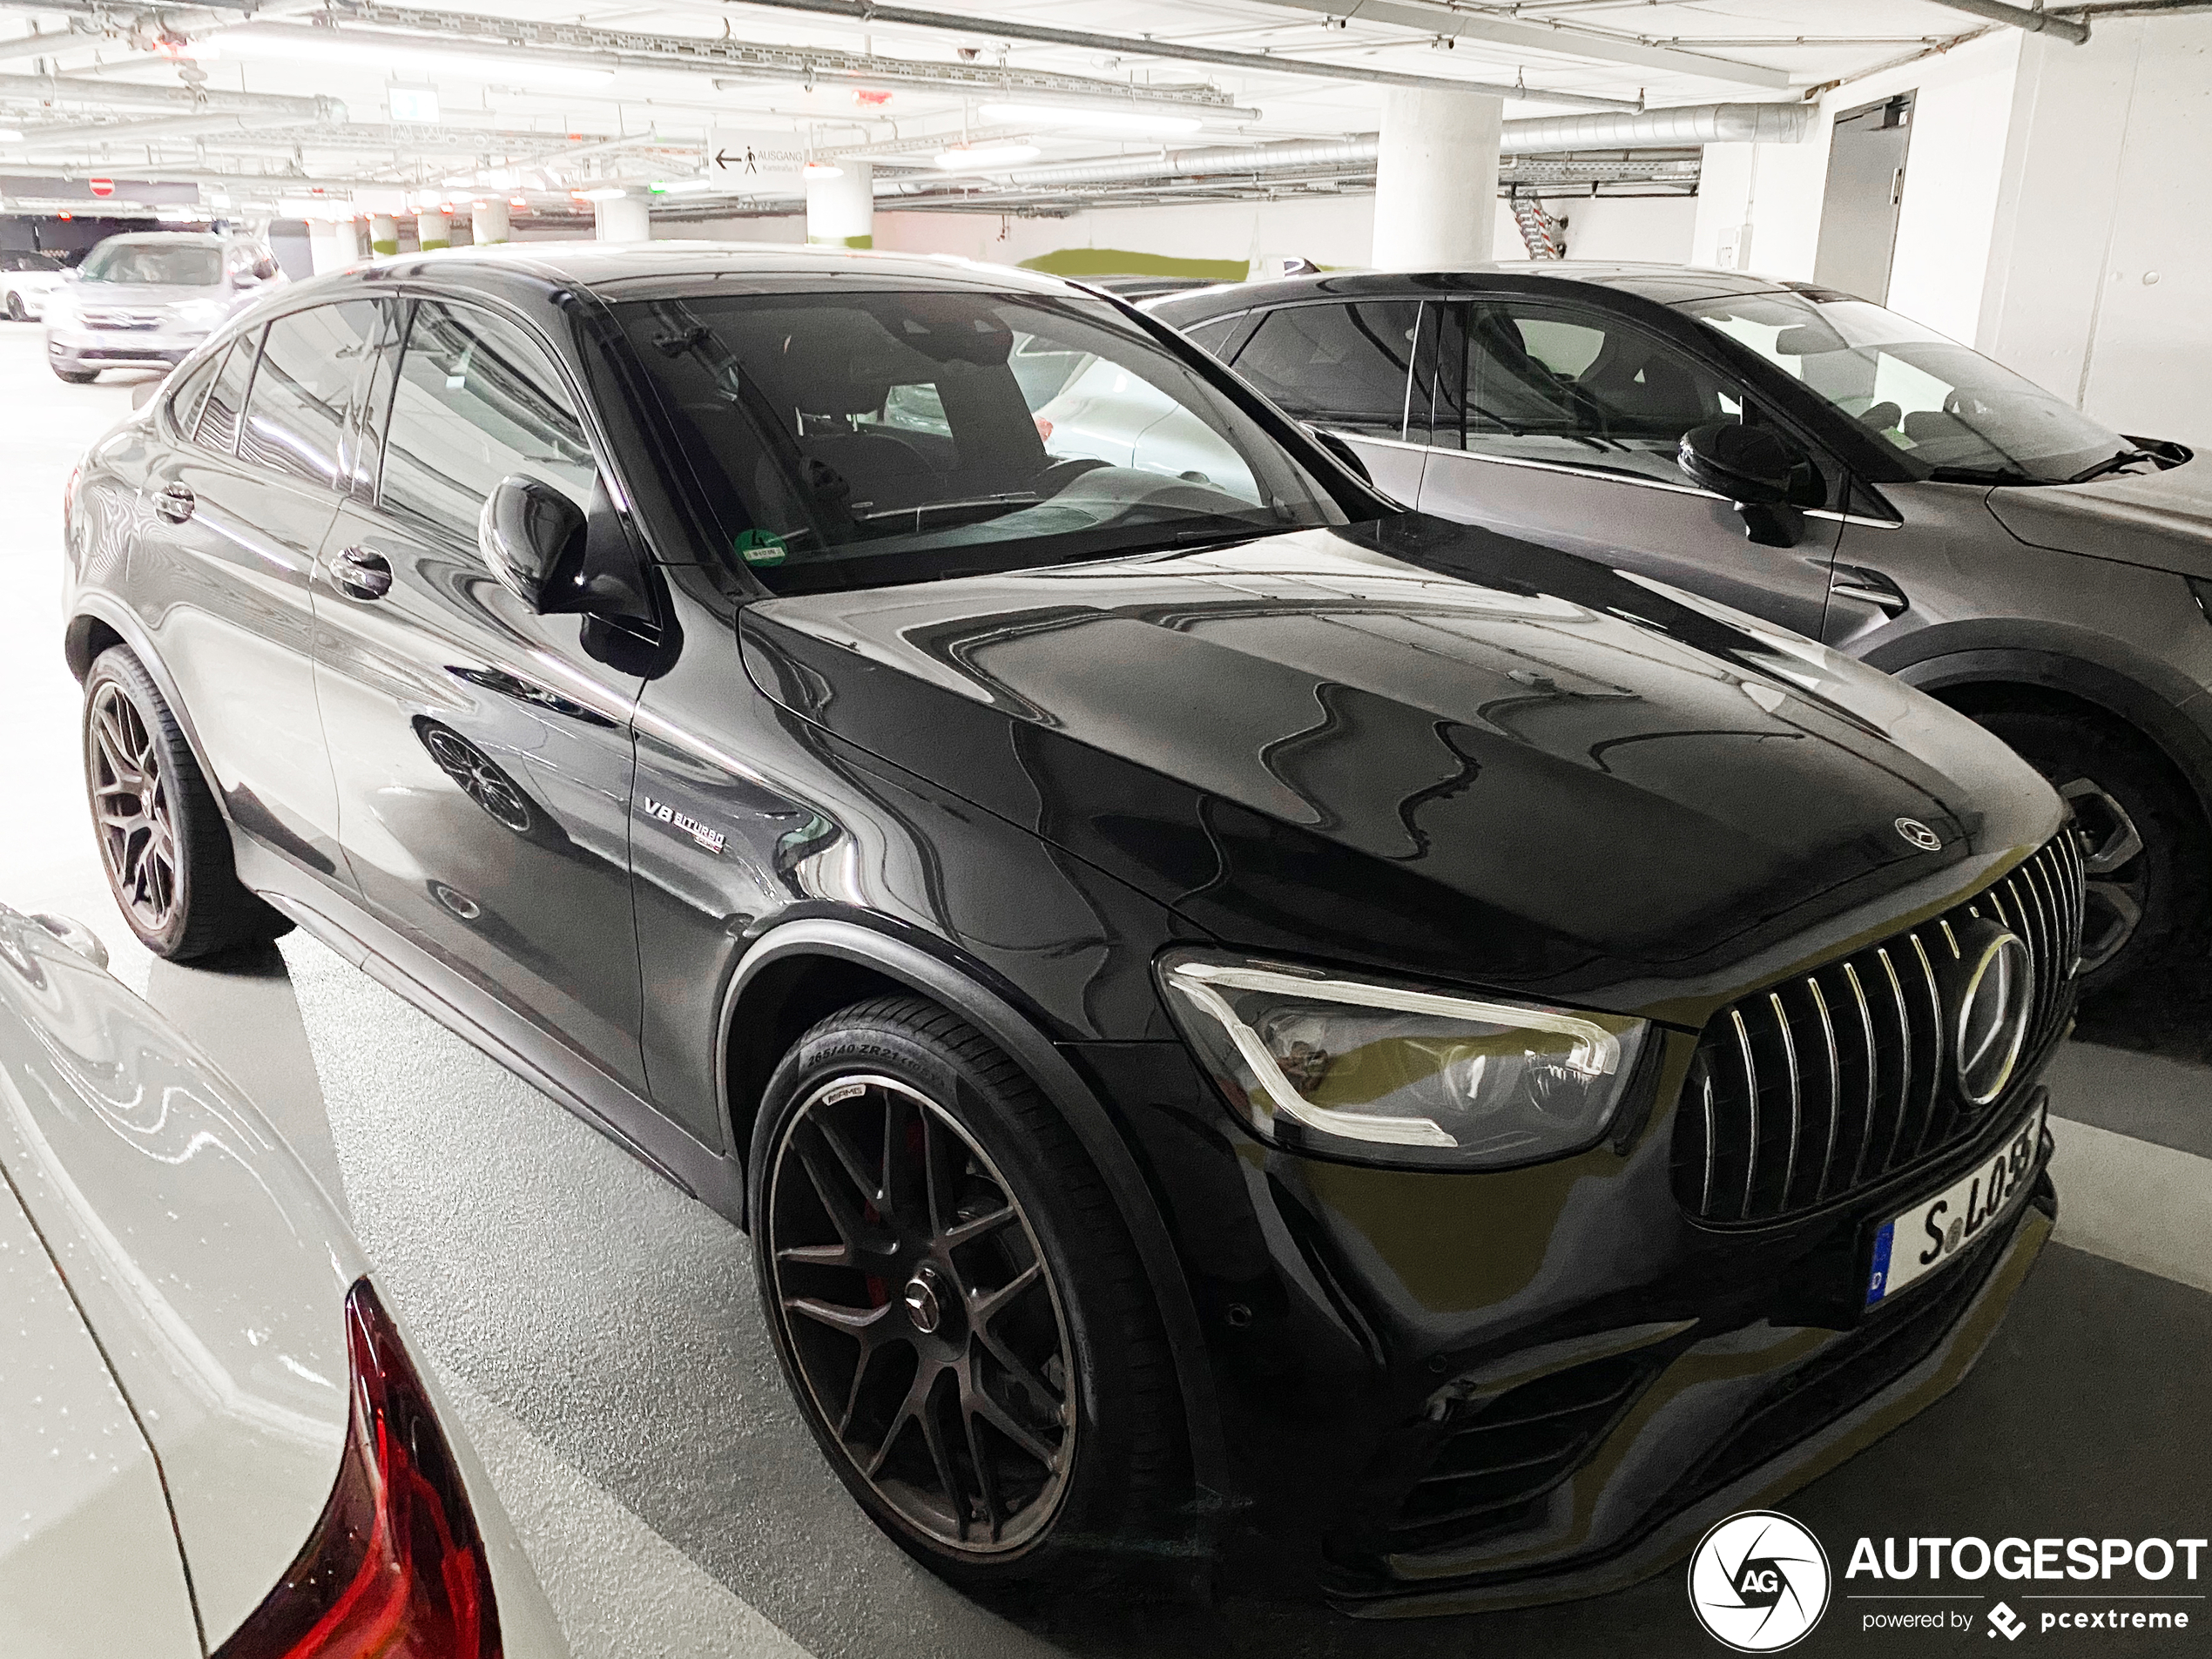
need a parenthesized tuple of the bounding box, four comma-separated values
(0, 0, 2161, 222)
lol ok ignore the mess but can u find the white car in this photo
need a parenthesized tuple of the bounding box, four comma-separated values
(0, 902, 568, 1658)
(1, 249, 68, 322)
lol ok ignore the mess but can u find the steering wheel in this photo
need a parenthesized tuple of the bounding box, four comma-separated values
(1032, 455, 1114, 496)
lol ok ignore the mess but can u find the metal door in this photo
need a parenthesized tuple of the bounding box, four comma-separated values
(1813, 93, 1915, 305)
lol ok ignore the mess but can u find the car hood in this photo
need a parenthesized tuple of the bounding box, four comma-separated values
(64, 282, 225, 307)
(1985, 449, 2212, 577)
(741, 516, 2060, 1021)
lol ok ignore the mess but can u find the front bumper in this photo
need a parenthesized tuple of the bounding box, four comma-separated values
(47, 320, 205, 369)
(1074, 1034, 2059, 1612)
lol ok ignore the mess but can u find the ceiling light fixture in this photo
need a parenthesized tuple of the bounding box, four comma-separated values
(934, 141, 1041, 171)
(579, 185, 628, 200)
(650, 177, 718, 194)
(190, 27, 615, 89)
(0, 128, 24, 142)
(978, 102, 1204, 137)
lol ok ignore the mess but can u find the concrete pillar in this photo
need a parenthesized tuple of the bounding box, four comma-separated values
(307, 219, 348, 274)
(1372, 87, 1503, 271)
(368, 213, 399, 258)
(470, 199, 510, 246)
(415, 210, 452, 252)
(594, 194, 651, 242)
(805, 160, 873, 249)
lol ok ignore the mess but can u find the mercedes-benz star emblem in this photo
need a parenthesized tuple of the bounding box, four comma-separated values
(902, 1269, 942, 1335)
(1688, 1510, 1831, 1653)
(1894, 816, 1944, 853)
(1955, 927, 2033, 1105)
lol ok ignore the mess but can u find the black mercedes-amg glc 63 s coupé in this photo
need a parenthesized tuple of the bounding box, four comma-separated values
(61, 245, 2078, 1614)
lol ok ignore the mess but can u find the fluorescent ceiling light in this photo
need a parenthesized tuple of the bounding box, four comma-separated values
(934, 142, 1040, 171)
(980, 102, 1204, 137)
(650, 177, 718, 194)
(0, 128, 24, 142)
(579, 185, 627, 200)
(192, 27, 614, 88)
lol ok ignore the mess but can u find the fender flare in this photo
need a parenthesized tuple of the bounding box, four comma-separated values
(718, 917, 1231, 1517)
(65, 595, 235, 826)
(1880, 637, 2212, 826)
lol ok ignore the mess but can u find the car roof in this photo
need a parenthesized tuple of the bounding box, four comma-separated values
(96, 231, 233, 246)
(1147, 262, 1794, 324)
(312, 239, 1093, 305)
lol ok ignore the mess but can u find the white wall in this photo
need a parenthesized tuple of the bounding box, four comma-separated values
(1694, 27, 2022, 346)
(1491, 195, 1696, 265)
(1979, 15, 2212, 446)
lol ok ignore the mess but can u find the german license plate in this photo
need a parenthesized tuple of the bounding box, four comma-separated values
(1865, 1099, 2047, 1306)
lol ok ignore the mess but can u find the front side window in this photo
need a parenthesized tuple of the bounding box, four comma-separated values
(1231, 301, 1421, 440)
(165, 346, 228, 442)
(79, 241, 221, 286)
(1683, 287, 2129, 484)
(616, 289, 1348, 596)
(1430, 300, 1744, 487)
(195, 327, 262, 455)
(239, 302, 379, 488)
(378, 299, 595, 542)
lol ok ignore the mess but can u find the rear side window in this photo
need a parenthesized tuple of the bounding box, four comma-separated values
(165, 345, 228, 441)
(1182, 315, 1241, 360)
(377, 299, 596, 541)
(239, 301, 379, 488)
(195, 326, 263, 455)
(1231, 302, 1422, 440)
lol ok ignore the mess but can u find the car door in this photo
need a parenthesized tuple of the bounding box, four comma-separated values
(1412, 296, 1844, 639)
(309, 293, 651, 1091)
(132, 303, 377, 885)
(1223, 297, 1429, 502)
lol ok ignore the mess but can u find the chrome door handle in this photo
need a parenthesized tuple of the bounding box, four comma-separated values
(332, 544, 394, 601)
(1830, 565, 1908, 616)
(153, 482, 194, 523)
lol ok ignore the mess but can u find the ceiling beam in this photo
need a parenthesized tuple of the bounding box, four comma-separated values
(1254, 0, 1794, 87)
(0, 71, 338, 116)
(713, 0, 1641, 109)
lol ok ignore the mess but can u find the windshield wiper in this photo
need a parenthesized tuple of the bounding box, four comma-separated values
(2063, 448, 2155, 485)
(1926, 463, 2038, 486)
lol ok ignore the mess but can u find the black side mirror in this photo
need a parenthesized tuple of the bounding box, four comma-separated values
(478, 475, 588, 612)
(1678, 422, 1801, 547)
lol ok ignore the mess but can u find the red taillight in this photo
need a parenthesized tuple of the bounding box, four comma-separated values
(216, 1278, 502, 1659)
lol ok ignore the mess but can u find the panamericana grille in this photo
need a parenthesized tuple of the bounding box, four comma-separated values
(1675, 833, 2083, 1224)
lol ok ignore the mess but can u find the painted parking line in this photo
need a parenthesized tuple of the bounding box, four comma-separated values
(2048, 1114, 2212, 1295)
(438, 1365, 818, 1659)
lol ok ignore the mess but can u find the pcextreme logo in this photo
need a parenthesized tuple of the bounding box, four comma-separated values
(1689, 1511, 1833, 1652)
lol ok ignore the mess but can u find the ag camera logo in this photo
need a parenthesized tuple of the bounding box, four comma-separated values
(1689, 1510, 1832, 1652)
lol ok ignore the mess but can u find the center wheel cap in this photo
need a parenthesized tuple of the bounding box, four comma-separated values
(902, 1267, 943, 1334)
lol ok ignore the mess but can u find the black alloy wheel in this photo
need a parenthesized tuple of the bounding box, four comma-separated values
(1973, 708, 2207, 988)
(766, 1072, 1077, 1554)
(752, 996, 1186, 1588)
(82, 648, 292, 959)
(88, 678, 178, 936)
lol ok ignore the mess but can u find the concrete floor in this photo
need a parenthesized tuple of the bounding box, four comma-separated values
(5, 326, 2209, 1657)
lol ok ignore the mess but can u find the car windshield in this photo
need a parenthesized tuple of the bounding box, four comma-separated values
(1682, 287, 2130, 485)
(79, 241, 221, 286)
(615, 289, 1349, 594)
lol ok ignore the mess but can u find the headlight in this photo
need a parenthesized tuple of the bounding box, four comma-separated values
(170, 299, 226, 329)
(1158, 953, 1648, 1170)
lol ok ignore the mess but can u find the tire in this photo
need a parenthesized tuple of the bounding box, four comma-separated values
(750, 995, 1187, 1591)
(1973, 708, 2207, 988)
(52, 363, 98, 383)
(6, 292, 26, 322)
(82, 647, 293, 960)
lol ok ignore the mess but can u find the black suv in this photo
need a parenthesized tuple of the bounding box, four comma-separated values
(63, 246, 2076, 1613)
(1151, 266, 2211, 990)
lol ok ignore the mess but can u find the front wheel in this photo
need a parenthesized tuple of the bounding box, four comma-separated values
(750, 995, 1186, 1589)
(1973, 709, 2207, 988)
(6, 292, 27, 322)
(51, 362, 98, 382)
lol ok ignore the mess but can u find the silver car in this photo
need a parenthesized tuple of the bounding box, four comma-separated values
(45, 231, 283, 383)
(1150, 266, 2212, 988)
(0, 902, 567, 1657)
(1, 249, 68, 323)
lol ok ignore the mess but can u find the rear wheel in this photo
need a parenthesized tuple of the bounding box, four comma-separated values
(82, 648, 292, 960)
(1972, 709, 2206, 988)
(750, 995, 1185, 1589)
